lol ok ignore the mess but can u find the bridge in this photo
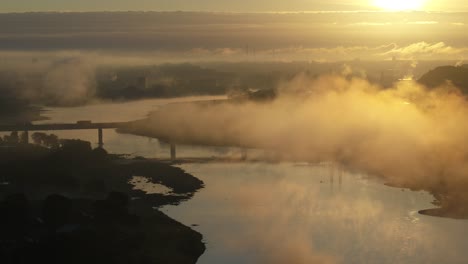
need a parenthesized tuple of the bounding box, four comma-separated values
(0, 121, 179, 160)
(0, 121, 127, 149)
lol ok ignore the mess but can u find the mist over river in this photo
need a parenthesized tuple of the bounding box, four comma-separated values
(31, 97, 468, 264)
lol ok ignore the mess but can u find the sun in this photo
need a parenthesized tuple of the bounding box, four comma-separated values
(373, 0, 426, 11)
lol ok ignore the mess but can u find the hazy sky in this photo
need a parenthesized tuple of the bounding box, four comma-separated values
(2, 1, 468, 62)
(1, 0, 468, 12)
(0, 11, 467, 62)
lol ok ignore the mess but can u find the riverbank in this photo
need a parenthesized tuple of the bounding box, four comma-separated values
(0, 139, 206, 264)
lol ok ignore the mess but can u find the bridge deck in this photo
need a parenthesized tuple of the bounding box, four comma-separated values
(0, 122, 128, 132)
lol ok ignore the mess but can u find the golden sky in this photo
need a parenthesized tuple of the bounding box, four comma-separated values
(1, 1, 468, 62)
(0, 11, 467, 61)
(1, 0, 468, 12)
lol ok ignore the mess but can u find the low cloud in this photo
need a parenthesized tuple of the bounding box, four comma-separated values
(42, 57, 96, 105)
(381, 42, 468, 60)
(254, 42, 468, 61)
(126, 74, 468, 211)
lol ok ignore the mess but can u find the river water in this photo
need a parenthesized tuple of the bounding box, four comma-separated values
(33, 97, 468, 264)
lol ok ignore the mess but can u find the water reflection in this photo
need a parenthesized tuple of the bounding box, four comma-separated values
(20, 97, 468, 263)
(163, 163, 468, 264)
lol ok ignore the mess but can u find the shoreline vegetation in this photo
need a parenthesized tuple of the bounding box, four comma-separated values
(0, 134, 206, 264)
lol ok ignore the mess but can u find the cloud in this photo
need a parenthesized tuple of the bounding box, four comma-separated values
(42, 57, 96, 105)
(381, 42, 468, 59)
(254, 42, 468, 61)
(0, 40, 467, 107)
(124, 74, 468, 213)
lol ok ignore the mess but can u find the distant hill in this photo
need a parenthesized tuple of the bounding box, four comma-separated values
(418, 66, 468, 94)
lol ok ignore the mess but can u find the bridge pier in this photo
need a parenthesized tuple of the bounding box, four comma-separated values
(170, 143, 176, 161)
(0, 121, 126, 148)
(22, 130, 29, 144)
(241, 148, 247, 160)
(98, 128, 103, 148)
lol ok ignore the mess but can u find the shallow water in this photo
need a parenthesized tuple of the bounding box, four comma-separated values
(33, 97, 468, 264)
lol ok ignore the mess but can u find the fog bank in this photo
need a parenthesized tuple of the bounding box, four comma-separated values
(126, 75, 468, 212)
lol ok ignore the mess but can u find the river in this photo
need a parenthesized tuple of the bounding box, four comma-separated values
(33, 97, 468, 264)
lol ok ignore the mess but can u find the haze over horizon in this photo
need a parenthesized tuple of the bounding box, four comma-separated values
(1, 11, 468, 62)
